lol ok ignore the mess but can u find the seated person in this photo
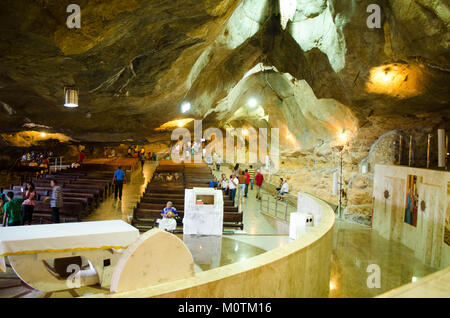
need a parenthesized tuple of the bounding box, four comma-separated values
(275, 178, 283, 193)
(209, 177, 218, 188)
(2, 192, 24, 227)
(277, 180, 290, 200)
(161, 201, 178, 219)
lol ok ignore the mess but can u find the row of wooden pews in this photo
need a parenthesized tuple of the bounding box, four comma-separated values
(132, 162, 244, 233)
(4, 163, 129, 224)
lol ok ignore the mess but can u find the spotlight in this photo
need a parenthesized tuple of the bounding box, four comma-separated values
(40, 132, 47, 138)
(181, 102, 191, 113)
(242, 129, 248, 136)
(247, 98, 257, 108)
(177, 120, 183, 127)
(338, 131, 348, 144)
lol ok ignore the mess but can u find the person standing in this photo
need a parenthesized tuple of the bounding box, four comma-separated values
(21, 182, 36, 225)
(78, 150, 86, 164)
(255, 170, 264, 200)
(50, 179, 63, 223)
(139, 153, 146, 169)
(2, 192, 24, 227)
(229, 175, 238, 206)
(212, 152, 218, 170)
(248, 165, 255, 190)
(127, 147, 132, 157)
(244, 169, 250, 198)
(233, 163, 240, 177)
(113, 166, 127, 200)
(237, 171, 246, 206)
(216, 155, 222, 171)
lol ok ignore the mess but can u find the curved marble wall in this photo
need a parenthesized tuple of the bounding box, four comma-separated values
(88, 192, 335, 298)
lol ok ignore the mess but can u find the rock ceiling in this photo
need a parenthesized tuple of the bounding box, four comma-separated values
(0, 0, 449, 146)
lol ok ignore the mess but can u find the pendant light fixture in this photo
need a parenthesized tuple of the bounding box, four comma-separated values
(64, 87, 79, 108)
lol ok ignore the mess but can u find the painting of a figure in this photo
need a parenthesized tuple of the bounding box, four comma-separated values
(404, 175, 418, 227)
(444, 182, 450, 246)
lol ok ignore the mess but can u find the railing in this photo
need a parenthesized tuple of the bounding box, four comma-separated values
(259, 193, 297, 222)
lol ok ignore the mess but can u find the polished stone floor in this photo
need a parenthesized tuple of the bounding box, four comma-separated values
(0, 162, 439, 298)
(330, 219, 437, 298)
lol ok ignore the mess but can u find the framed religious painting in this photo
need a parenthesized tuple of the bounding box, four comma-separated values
(444, 182, 450, 246)
(404, 175, 419, 227)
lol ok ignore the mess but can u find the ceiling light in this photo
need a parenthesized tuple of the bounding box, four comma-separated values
(64, 88, 79, 108)
(247, 98, 257, 108)
(181, 102, 191, 113)
(40, 132, 47, 138)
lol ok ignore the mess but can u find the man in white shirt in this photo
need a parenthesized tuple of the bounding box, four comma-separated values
(228, 175, 238, 206)
(277, 180, 289, 200)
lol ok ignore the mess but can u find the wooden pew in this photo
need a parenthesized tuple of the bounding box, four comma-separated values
(32, 201, 83, 223)
(132, 208, 243, 231)
(137, 202, 239, 213)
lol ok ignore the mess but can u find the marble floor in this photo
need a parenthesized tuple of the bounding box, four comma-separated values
(330, 219, 437, 298)
(0, 162, 440, 298)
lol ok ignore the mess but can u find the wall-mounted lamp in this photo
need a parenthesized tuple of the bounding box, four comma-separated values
(64, 87, 79, 108)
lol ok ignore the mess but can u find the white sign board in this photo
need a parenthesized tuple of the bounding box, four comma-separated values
(183, 188, 223, 236)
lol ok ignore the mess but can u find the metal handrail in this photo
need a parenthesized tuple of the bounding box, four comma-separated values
(259, 192, 296, 222)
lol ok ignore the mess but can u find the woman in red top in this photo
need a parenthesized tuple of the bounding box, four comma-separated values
(244, 169, 251, 197)
(255, 170, 264, 200)
(78, 150, 86, 163)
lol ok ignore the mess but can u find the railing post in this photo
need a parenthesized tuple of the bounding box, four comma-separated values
(284, 200, 288, 221)
(274, 197, 278, 218)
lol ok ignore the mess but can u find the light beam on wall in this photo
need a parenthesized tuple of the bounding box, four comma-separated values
(366, 63, 426, 98)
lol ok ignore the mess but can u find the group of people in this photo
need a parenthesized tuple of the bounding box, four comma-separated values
(208, 163, 290, 206)
(20, 151, 51, 168)
(275, 178, 290, 200)
(207, 165, 264, 207)
(128, 146, 157, 160)
(0, 179, 63, 227)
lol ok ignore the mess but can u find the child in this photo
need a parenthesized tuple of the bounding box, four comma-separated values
(2, 192, 24, 227)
